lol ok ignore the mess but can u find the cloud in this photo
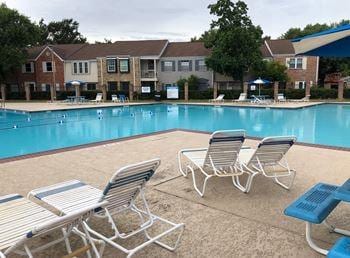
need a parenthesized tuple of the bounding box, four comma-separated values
(2, 0, 350, 41)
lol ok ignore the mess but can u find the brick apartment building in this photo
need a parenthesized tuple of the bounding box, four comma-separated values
(1, 39, 319, 100)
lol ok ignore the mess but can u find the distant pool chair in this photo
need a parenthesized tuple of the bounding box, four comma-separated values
(178, 130, 253, 196)
(119, 94, 129, 103)
(0, 194, 105, 258)
(291, 94, 310, 102)
(238, 136, 297, 192)
(28, 159, 184, 258)
(277, 93, 287, 102)
(90, 93, 103, 104)
(209, 94, 225, 103)
(111, 94, 119, 103)
(233, 93, 247, 102)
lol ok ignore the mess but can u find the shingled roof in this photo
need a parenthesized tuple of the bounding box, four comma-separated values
(27, 44, 86, 60)
(265, 39, 295, 55)
(67, 40, 168, 60)
(162, 42, 211, 57)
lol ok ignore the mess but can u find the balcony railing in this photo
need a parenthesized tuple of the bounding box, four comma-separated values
(141, 70, 156, 78)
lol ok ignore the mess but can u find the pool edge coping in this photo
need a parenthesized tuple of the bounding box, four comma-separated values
(1, 128, 350, 164)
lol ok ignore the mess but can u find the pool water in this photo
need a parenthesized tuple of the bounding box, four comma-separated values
(1, 103, 350, 159)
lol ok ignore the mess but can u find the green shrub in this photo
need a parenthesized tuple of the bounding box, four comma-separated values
(283, 89, 305, 99)
(310, 88, 337, 99)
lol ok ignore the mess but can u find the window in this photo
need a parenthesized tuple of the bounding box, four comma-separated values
(41, 84, 50, 92)
(120, 81, 130, 91)
(87, 83, 97, 91)
(288, 58, 304, 69)
(55, 83, 60, 91)
(42, 62, 53, 72)
(196, 60, 207, 71)
(108, 81, 118, 91)
(294, 81, 306, 89)
(73, 61, 89, 74)
(119, 59, 129, 73)
(22, 62, 34, 73)
(162, 61, 174, 72)
(106, 58, 116, 72)
(178, 60, 192, 72)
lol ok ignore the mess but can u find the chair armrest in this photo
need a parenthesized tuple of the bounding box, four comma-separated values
(179, 147, 208, 153)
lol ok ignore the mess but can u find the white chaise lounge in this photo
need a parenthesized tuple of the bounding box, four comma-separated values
(178, 130, 252, 196)
(28, 159, 184, 258)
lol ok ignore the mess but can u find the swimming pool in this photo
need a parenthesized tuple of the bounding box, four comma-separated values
(0, 103, 350, 159)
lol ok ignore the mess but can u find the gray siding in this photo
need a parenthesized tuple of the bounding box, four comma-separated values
(157, 56, 213, 89)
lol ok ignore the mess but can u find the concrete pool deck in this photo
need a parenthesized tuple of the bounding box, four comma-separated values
(1, 100, 324, 112)
(1, 130, 349, 257)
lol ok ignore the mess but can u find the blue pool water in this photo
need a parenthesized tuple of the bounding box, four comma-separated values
(1, 103, 350, 159)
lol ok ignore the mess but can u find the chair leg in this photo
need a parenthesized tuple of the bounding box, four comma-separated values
(178, 151, 188, 177)
(323, 220, 350, 236)
(187, 165, 212, 197)
(232, 172, 258, 193)
(305, 222, 328, 255)
(273, 170, 296, 190)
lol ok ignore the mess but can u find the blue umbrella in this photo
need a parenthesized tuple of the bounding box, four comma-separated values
(249, 78, 270, 96)
(292, 24, 350, 57)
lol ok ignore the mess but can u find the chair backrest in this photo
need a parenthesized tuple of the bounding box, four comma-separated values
(96, 93, 102, 101)
(246, 136, 296, 167)
(238, 93, 247, 101)
(204, 130, 245, 170)
(119, 94, 126, 101)
(111, 94, 118, 100)
(101, 159, 160, 212)
(217, 94, 225, 100)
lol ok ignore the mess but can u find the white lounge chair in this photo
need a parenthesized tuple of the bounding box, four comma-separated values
(251, 95, 270, 104)
(233, 93, 247, 102)
(111, 94, 119, 102)
(0, 194, 105, 258)
(291, 94, 310, 102)
(178, 130, 252, 196)
(90, 93, 103, 104)
(238, 136, 297, 192)
(209, 94, 225, 103)
(28, 159, 184, 258)
(277, 93, 287, 102)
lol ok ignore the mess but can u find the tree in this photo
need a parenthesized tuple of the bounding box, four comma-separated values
(0, 4, 39, 84)
(176, 75, 200, 90)
(253, 60, 289, 82)
(204, 0, 263, 86)
(280, 23, 329, 40)
(95, 38, 112, 44)
(39, 18, 87, 44)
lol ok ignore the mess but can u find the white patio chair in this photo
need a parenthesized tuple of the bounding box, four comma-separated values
(209, 94, 225, 103)
(233, 93, 247, 102)
(277, 93, 287, 102)
(0, 194, 105, 258)
(178, 130, 253, 196)
(238, 136, 297, 192)
(90, 93, 103, 104)
(111, 94, 119, 103)
(28, 159, 184, 258)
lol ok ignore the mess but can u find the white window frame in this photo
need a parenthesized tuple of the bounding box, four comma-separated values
(294, 81, 306, 89)
(197, 60, 206, 71)
(72, 61, 89, 74)
(179, 60, 190, 71)
(119, 58, 129, 73)
(106, 58, 116, 72)
(288, 57, 304, 70)
(42, 61, 53, 72)
(163, 61, 173, 72)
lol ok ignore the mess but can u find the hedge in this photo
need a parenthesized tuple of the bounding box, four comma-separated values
(5, 88, 350, 101)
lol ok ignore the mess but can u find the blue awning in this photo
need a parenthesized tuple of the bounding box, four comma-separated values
(292, 24, 350, 57)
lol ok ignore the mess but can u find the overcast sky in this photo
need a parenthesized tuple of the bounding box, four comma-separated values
(2, 0, 349, 42)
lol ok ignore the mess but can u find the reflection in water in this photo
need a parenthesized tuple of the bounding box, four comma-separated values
(0, 104, 350, 158)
